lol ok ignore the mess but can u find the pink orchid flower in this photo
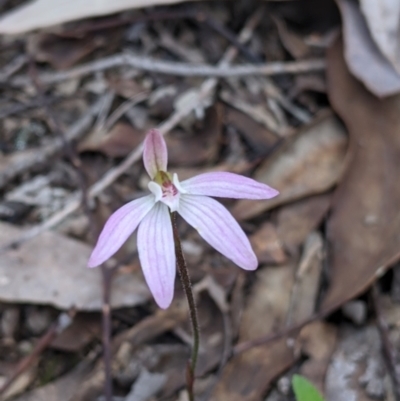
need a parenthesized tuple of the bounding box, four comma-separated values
(88, 129, 279, 309)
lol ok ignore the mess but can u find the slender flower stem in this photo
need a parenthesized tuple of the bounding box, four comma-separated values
(170, 212, 200, 401)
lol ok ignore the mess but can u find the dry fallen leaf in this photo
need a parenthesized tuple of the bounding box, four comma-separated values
(0, 0, 201, 34)
(321, 38, 400, 313)
(232, 112, 347, 220)
(337, 0, 400, 97)
(0, 222, 150, 310)
(276, 193, 331, 253)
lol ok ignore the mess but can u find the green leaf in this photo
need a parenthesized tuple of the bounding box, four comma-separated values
(292, 375, 325, 401)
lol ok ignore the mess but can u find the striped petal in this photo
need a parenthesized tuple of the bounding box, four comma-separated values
(143, 129, 168, 178)
(137, 202, 176, 309)
(178, 195, 257, 270)
(181, 172, 279, 199)
(88, 195, 155, 267)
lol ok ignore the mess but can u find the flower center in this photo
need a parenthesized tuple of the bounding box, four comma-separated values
(148, 171, 186, 212)
(155, 171, 177, 196)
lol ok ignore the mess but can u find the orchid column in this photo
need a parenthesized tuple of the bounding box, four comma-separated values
(88, 129, 279, 399)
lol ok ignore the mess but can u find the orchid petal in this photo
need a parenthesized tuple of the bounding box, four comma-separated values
(181, 172, 279, 199)
(178, 195, 257, 270)
(88, 195, 155, 267)
(143, 129, 168, 178)
(137, 202, 176, 309)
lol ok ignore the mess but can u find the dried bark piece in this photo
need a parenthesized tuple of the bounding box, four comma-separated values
(321, 38, 400, 313)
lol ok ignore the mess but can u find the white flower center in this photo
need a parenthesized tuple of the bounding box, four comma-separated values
(148, 173, 186, 212)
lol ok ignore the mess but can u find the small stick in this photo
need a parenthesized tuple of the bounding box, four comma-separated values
(9, 54, 325, 87)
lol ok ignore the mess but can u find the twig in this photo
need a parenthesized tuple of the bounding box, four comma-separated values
(371, 284, 400, 401)
(9, 53, 325, 87)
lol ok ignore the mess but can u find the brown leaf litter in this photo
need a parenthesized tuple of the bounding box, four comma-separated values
(321, 37, 400, 313)
(1, 1, 400, 400)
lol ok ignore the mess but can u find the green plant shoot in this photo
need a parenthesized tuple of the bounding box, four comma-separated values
(292, 374, 325, 401)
